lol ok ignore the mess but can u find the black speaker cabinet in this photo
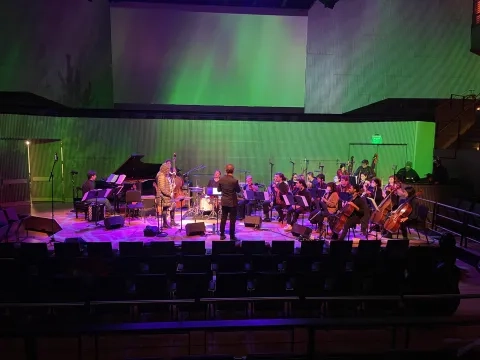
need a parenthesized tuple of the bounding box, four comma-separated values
(291, 223, 312, 238)
(104, 216, 125, 230)
(244, 215, 262, 228)
(24, 216, 62, 235)
(185, 222, 206, 236)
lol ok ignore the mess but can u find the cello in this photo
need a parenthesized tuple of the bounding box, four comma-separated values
(329, 193, 357, 234)
(369, 182, 400, 226)
(171, 153, 185, 208)
(383, 196, 414, 234)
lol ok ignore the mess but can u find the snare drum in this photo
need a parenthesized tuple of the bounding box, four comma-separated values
(199, 196, 213, 212)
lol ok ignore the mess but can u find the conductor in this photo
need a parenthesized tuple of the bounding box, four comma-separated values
(218, 163, 241, 241)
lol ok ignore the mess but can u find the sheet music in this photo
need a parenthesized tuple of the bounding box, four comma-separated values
(116, 174, 126, 185)
(282, 194, 294, 206)
(106, 174, 118, 183)
(294, 195, 309, 207)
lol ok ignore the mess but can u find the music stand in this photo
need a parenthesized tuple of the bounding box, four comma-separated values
(206, 187, 222, 234)
(82, 189, 112, 226)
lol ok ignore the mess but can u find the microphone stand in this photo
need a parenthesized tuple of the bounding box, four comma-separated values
(289, 159, 295, 178)
(269, 160, 274, 220)
(304, 159, 309, 179)
(49, 155, 58, 243)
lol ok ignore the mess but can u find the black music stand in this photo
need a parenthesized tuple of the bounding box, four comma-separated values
(82, 189, 112, 227)
(155, 197, 168, 237)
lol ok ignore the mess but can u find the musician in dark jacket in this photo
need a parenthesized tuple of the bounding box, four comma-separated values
(81, 171, 114, 214)
(218, 164, 241, 240)
(284, 179, 312, 232)
(399, 186, 419, 240)
(263, 172, 289, 223)
(335, 184, 368, 241)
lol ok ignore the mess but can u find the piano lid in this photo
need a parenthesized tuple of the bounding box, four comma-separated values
(112, 154, 161, 182)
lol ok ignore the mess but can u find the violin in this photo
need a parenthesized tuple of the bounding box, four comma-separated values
(383, 196, 414, 234)
(329, 194, 357, 234)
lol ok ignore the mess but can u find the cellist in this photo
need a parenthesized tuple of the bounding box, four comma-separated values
(332, 184, 369, 241)
(383, 186, 419, 240)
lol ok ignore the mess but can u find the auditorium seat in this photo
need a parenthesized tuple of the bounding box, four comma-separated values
(251, 272, 291, 297)
(250, 254, 280, 272)
(86, 242, 113, 258)
(135, 274, 169, 300)
(181, 240, 205, 255)
(270, 240, 295, 257)
(300, 239, 325, 256)
(212, 254, 245, 272)
(119, 241, 145, 257)
(149, 241, 176, 256)
(213, 272, 248, 297)
(241, 241, 266, 256)
(211, 240, 237, 255)
(148, 255, 177, 275)
(174, 272, 211, 299)
(178, 255, 211, 273)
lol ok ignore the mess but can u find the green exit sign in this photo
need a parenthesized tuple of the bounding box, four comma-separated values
(371, 134, 383, 144)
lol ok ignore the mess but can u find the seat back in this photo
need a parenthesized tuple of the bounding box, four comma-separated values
(126, 190, 142, 203)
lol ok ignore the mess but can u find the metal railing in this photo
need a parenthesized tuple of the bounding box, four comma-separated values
(415, 197, 480, 247)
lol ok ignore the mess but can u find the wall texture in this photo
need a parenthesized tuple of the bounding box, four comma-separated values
(305, 0, 480, 114)
(0, 0, 113, 108)
(0, 115, 433, 202)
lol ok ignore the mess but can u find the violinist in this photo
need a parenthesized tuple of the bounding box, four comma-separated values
(332, 184, 368, 241)
(284, 179, 312, 232)
(238, 175, 258, 219)
(368, 177, 384, 206)
(384, 175, 404, 211)
(309, 182, 339, 234)
(288, 173, 298, 192)
(336, 175, 352, 193)
(263, 172, 289, 223)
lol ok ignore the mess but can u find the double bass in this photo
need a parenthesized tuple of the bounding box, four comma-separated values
(383, 196, 414, 234)
(171, 153, 185, 208)
(329, 193, 357, 234)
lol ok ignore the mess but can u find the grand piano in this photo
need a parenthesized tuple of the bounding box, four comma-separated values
(97, 154, 161, 196)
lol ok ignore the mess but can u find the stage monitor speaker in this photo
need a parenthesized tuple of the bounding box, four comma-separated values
(24, 216, 62, 235)
(244, 215, 262, 228)
(104, 216, 124, 230)
(185, 222, 206, 236)
(291, 223, 312, 239)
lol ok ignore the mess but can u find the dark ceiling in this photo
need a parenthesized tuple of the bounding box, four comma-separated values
(109, 0, 318, 10)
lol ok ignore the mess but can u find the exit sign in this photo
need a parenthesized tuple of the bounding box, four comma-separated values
(371, 134, 383, 144)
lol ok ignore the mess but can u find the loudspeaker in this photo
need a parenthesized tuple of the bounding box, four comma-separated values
(24, 216, 62, 235)
(291, 223, 312, 238)
(144, 225, 158, 237)
(104, 216, 124, 230)
(244, 215, 262, 228)
(185, 222, 206, 236)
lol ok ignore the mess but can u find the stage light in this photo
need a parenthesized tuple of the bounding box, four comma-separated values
(25, 140, 30, 145)
(318, 0, 340, 9)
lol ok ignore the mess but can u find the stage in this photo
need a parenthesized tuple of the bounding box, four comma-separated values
(7, 202, 434, 250)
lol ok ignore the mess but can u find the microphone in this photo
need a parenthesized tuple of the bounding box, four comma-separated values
(54, 153, 58, 161)
(289, 160, 295, 164)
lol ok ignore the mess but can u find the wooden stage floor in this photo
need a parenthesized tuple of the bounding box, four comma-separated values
(12, 202, 434, 250)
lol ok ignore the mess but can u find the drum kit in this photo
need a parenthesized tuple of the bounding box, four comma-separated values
(182, 186, 222, 220)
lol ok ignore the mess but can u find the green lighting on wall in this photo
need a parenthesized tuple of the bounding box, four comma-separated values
(371, 134, 383, 145)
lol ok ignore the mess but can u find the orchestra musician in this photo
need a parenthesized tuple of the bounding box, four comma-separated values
(314, 174, 327, 190)
(263, 172, 289, 223)
(309, 182, 339, 234)
(384, 186, 419, 240)
(354, 159, 375, 179)
(396, 161, 420, 183)
(218, 164, 241, 241)
(156, 161, 178, 228)
(306, 172, 315, 188)
(283, 179, 311, 232)
(81, 170, 114, 215)
(332, 184, 369, 241)
(336, 163, 348, 178)
(288, 173, 298, 192)
(368, 177, 384, 206)
(237, 175, 258, 220)
(336, 175, 353, 193)
(358, 173, 368, 187)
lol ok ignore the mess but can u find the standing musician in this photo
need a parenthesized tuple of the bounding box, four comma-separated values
(336, 175, 353, 193)
(354, 159, 375, 180)
(309, 182, 339, 234)
(284, 179, 311, 232)
(156, 161, 178, 228)
(218, 164, 241, 241)
(263, 172, 289, 223)
(237, 175, 258, 219)
(332, 184, 369, 241)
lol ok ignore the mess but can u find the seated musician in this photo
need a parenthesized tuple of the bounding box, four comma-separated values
(207, 170, 221, 188)
(81, 171, 114, 214)
(156, 162, 178, 228)
(332, 184, 369, 241)
(336, 175, 352, 193)
(368, 177, 384, 206)
(383, 186, 419, 240)
(237, 175, 258, 220)
(263, 172, 289, 222)
(354, 159, 375, 180)
(396, 161, 420, 183)
(284, 179, 311, 232)
(288, 173, 298, 192)
(309, 182, 339, 234)
(315, 174, 327, 190)
(358, 173, 368, 187)
(337, 163, 348, 178)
